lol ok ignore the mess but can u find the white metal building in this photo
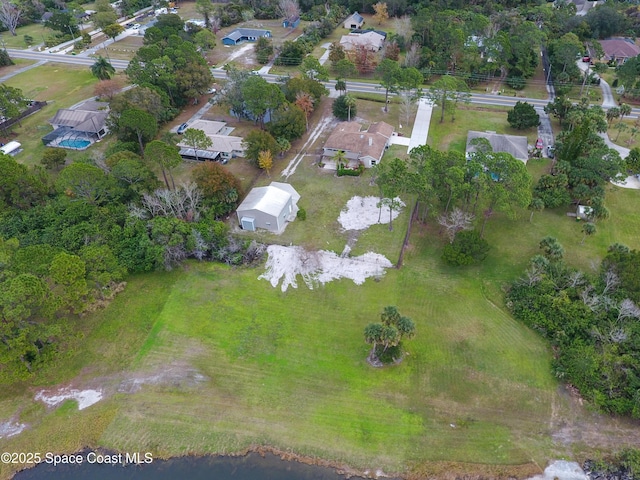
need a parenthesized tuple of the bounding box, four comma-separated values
(236, 182, 300, 233)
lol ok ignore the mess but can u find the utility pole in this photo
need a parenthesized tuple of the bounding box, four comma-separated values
(580, 63, 590, 96)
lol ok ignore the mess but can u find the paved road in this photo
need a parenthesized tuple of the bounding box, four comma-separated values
(8, 49, 640, 117)
(6, 48, 130, 69)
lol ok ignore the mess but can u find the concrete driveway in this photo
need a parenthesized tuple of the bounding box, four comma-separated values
(407, 99, 433, 153)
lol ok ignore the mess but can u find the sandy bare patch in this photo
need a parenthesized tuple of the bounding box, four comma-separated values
(338, 196, 405, 231)
(224, 43, 255, 64)
(259, 245, 392, 292)
(0, 419, 26, 439)
(527, 460, 588, 480)
(35, 388, 103, 410)
(118, 365, 207, 394)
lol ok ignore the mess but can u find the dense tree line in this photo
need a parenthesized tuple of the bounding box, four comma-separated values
(507, 241, 640, 417)
(0, 123, 257, 380)
(537, 98, 623, 216)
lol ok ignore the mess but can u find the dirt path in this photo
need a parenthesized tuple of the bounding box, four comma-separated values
(549, 384, 640, 455)
(281, 115, 334, 179)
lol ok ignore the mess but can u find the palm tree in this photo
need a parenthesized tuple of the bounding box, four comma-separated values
(614, 122, 628, 141)
(619, 103, 632, 122)
(335, 78, 347, 95)
(343, 93, 356, 122)
(334, 150, 347, 168)
(528, 197, 545, 222)
(90, 56, 115, 80)
(606, 107, 620, 125)
(581, 222, 596, 244)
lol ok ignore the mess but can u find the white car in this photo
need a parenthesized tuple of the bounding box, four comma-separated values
(207, 87, 217, 94)
(131, 23, 140, 30)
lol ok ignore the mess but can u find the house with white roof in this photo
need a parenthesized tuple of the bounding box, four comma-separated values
(340, 30, 386, 52)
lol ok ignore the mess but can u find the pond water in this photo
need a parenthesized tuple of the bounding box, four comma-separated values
(13, 452, 370, 480)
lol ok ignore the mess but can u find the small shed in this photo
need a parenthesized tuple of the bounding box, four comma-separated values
(344, 12, 364, 29)
(0, 141, 22, 156)
(237, 182, 300, 233)
(577, 205, 594, 221)
(282, 17, 300, 28)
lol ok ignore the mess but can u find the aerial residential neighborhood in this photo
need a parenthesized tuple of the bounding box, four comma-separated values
(2, 0, 640, 479)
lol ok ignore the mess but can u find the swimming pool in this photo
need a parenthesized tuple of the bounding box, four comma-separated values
(58, 138, 91, 149)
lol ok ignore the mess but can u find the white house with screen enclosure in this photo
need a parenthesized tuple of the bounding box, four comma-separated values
(236, 182, 300, 233)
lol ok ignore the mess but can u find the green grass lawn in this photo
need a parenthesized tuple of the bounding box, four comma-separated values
(2, 64, 101, 167)
(0, 23, 52, 49)
(94, 35, 144, 61)
(3, 60, 640, 480)
(606, 118, 640, 150)
(428, 105, 539, 153)
(2, 163, 640, 480)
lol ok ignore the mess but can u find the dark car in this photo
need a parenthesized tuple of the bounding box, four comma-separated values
(177, 122, 189, 134)
(582, 56, 590, 63)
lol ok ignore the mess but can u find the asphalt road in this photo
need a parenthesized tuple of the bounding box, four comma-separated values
(8, 48, 640, 120)
(6, 48, 130, 70)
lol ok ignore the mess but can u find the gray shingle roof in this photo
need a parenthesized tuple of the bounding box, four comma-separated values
(345, 12, 364, 24)
(48, 109, 108, 134)
(223, 28, 271, 41)
(466, 131, 528, 162)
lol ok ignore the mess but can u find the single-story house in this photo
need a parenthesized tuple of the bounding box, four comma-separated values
(465, 130, 529, 164)
(44, 101, 109, 149)
(222, 28, 272, 46)
(177, 119, 245, 161)
(339, 30, 386, 52)
(598, 38, 640, 65)
(282, 16, 300, 28)
(344, 11, 364, 29)
(237, 182, 300, 233)
(322, 121, 394, 168)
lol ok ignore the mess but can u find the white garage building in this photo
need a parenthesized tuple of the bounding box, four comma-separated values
(236, 182, 300, 233)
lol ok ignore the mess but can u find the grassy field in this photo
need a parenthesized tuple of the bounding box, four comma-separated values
(2, 64, 102, 167)
(606, 118, 640, 150)
(94, 35, 144, 61)
(4, 175, 640, 479)
(428, 104, 539, 153)
(3, 54, 640, 480)
(0, 24, 52, 49)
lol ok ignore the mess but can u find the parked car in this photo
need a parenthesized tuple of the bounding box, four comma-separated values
(535, 138, 543, 149)
(582, 56, 590, 63)
(177, 122, 189, 134)
(131, 23, 141, 30)
(547, 145, 555, 158)
(207, 87, 217, 94)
